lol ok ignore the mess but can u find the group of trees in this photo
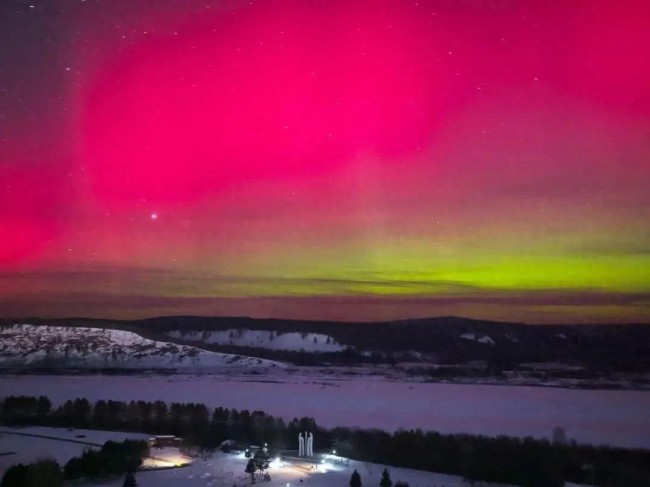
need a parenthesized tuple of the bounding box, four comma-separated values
(0, 395, 313, 452)
(0, 459, 64, 487)
(0, 395, 51, 419)
(2, 394, 650, 486)
(349, 468, 410, 487)
(63, 439, 148, 480)
(0, 439, 146, 487)
(331, 427, 650, 487)
(244, 446, 271, 483)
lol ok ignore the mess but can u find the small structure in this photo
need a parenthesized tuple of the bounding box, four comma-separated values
(148, 435, 182, 448)
(298, 431, 314, 457)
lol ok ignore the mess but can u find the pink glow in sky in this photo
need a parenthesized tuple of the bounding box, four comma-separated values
(1, 0, 649, 323)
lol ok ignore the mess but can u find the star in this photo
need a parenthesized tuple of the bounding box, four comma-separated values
(150, 212, 158, 220)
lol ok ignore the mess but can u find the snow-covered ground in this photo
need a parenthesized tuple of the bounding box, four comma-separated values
(0, 325, 284, 370)
(167, 329, 346, 353)
(0, 426, 149, 472)
(95, 450, 513, 487)
(3, 374, 649, 449)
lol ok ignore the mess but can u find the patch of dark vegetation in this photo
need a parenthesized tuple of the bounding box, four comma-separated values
(0, 459, 64, 487)
(64, 439, 148, 480)
(0, 439, 147, 487)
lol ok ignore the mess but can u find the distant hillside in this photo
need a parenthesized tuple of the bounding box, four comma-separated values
(8, 315, 650, 370)
(0, 324, 284, 371)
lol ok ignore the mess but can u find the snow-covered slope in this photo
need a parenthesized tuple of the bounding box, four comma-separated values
(0, 324, 284, 370)
(167, 329, 346, 353)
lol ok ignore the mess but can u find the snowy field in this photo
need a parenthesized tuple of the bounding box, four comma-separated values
(0, 426, 149, 472)
(2, 375, 650, 449)
(95, 450, 513, 487)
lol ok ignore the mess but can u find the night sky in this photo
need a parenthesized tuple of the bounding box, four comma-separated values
(1, 0, 649, 323)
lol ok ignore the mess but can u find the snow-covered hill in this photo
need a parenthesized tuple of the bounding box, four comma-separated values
(166, 329, 346, 353)
(0, 324, 284, 370)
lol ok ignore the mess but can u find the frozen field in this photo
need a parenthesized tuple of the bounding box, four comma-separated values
(0, 426, 149, 472)
(2, 374, 649, 449)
